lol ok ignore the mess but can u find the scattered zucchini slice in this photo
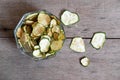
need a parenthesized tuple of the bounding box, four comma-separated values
(80, 56, 90, 67)
(91, 32, 106, 49)
(61, 10, 79, 25)
(70, 37, 85, 52)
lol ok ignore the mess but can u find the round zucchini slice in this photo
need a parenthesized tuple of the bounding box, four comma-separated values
(91, 32, 106, 49)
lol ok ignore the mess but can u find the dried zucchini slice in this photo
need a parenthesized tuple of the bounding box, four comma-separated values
(39, 38, 50, 52)
(31, 23, 45, 37)
(50, 19, 57, 28)
(47, 28, 52, 37)
(70, 37, 85, 52)
(37, 12, 51, 26)
(34, 45, 40, 50)
(50, 40, 63, 51)
(52, 25, 60, 33)
(25, 20, 34, 25)
(16, 27, 23, 38)
(61, 10, 79, 25)
(91, 32, 106, 49)
(41, 35, 51, 41)
(58, 31, 65, 40)
(25, 13, 38, 20)
(23, 25, 32, 35)
(80, 56, 90, 67)
(33, 49, 42, 58)
(53, 32, 59, 40)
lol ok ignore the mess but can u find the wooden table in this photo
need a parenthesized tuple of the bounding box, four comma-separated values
(0, 0, 120, 80)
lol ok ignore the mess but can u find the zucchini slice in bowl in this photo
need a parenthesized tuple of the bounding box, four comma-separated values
(91, 32, 106, 49)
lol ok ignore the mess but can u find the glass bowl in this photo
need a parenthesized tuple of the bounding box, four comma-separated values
(14, 10, 65, 61)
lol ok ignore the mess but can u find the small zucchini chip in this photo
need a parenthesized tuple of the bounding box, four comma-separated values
(25, 13, 38, 21)
(80, 56, 90, 67)
(61, 10, 79, 25)
(25, 20, 34, 25)
(50, 40, 63, 51)
(31, 23, 45, 37)
(70, 37, 85, 52)
(39, 38, 50, 52)
(91, 32, 106, 49)
(37, 12, 51, 26)
(33, 49, 42, 58)
(34, 45, 40, 50)
(16, 27, 23, 38)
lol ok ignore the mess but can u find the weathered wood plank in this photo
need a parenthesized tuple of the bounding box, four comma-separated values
(0, 29, 13, 38)
(0, 0, 120, 38)
(0, 38, 120, 80)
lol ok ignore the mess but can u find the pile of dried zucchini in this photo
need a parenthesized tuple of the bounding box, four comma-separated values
(16, 11, 65, 59)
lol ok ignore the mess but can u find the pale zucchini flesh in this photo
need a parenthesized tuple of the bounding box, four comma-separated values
(70, 37, 85, 52)
(80, 56, 90, 67)
(39, 38, 50, 52)
(61, 10, 79, 25)
(91, 32, 106, 49)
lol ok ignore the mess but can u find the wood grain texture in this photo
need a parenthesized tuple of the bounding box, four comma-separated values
(0, 38, 120, 80)
(0, 0, 120, 38)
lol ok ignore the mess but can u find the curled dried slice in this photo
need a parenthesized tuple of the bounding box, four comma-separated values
(31, 23, 45, 37)
(70, 37, 85, 52)
(25, 20, 34, 25)
(52, 25, 60, 33)
(50, 40, 63, 51)
(39, 38, 50, 52)
(23, 25, 32, 34)
(47, 28, 52, 37)
(25, 13, 38, 21)
(50, 19, 57, 28)
(58, 31, 65, 40)
(37, 12, 51, 26)
(41, 35, 51, 41)
(16, 27, 23, 38)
